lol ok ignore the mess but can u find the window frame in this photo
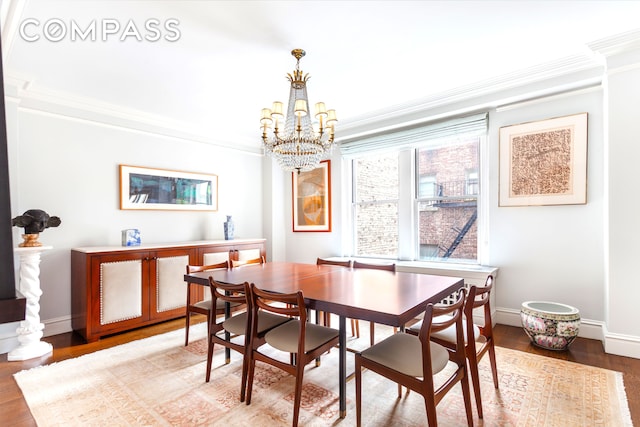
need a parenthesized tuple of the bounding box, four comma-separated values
(342, 114, 489, 265)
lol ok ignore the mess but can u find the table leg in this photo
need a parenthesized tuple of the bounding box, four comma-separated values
(225, 302, 231, 363)
(339, 315, 346, 418)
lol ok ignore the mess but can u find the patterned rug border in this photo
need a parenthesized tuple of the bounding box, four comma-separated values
(14, 324, 634, 426)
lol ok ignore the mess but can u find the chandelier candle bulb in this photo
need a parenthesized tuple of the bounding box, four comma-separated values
(260, 108, 272, 124)
(326, 109, 337, 124)
(271, 101, 284, 118)
(315, 102, 327, 117)
(294, 99, 308, 116)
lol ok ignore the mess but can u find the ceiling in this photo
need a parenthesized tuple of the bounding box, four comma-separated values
(3, 0, 640, 152)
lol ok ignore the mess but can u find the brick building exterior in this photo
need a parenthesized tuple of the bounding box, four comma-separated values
(354, 137, 479, 261)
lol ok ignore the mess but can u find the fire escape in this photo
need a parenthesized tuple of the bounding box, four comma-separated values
(423, 179, 478, 259)
(439, 209, 477, 258)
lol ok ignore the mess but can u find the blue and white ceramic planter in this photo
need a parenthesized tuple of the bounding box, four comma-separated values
(521, 301, 580, 351)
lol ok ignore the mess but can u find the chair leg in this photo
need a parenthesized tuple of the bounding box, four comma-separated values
(205, 337, 215, 383)
(488, 340, 499, 388)
(245, 351, 256, 405)
(184, 311, 191, 346)
(460, 366, 474, 427)
(240, 347, 250, 402)
(423, 393, 439, 427)
(467, 348, 484, 418)
(292, 360, 305, 427)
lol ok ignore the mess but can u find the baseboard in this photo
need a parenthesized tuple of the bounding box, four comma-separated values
(603, 328, 640, 359)
(42, 316, 73, 338)
(0, 316, 72, 354)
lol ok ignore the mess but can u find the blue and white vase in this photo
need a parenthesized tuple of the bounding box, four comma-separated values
(223, 215, 234, 240)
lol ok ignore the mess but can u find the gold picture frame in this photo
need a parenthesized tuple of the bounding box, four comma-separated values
(120, 165, 218, 211)
(292, 160, 331, 232)
(499, 113, 588, 207)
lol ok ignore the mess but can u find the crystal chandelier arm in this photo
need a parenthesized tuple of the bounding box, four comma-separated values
(260, 108, 273, 140)
(314, 102, 327, 136)
(326, 109, 337, 141)
(271, 102, 284, 132)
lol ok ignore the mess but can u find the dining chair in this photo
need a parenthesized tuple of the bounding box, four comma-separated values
(315, 257, 352, 328)
(245, 282, 340, 427)
(409, 275, 497, 419)
(206, 278, 291, 401)
(355, 288, 472, 427)
(231, 256, 265, 268)
(352, 260, 397, 345)
(184, 261, 233, 346)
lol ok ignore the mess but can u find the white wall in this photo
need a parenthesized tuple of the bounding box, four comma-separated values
(488, 88, 605, 322)
(603, 44, 640, 355)
(283, 152, 345, 263)
(7, 105, 264, 331)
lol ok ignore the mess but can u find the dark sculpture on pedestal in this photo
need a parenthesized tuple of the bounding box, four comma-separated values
(11, 209, 61, 247)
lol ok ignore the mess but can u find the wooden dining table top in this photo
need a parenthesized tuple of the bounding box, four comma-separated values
(184, 261, 464, 327)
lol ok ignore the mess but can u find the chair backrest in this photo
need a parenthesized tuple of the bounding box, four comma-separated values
(468, 275, 493, 310)
(247, 283, 309, 347)
(208, 277, 249, 307)
(353, 260, 396, 272)
(418, 287, 466, 375)
(208, 277, 249, 332)
(186, 260, 229, 274)
(464, 275, 494, 331)
(316, 257, 352, 268)
(231, 256, 265, 268)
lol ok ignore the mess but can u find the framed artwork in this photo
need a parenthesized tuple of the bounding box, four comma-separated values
(499, 113, 588, 207)
(292, 160, 331, 232)
(120, 165, 218, 211)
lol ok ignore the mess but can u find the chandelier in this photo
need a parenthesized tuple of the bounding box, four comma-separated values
(260, 49, 337, 173)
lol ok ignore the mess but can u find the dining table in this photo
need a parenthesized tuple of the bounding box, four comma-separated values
(184, 261, 464, 419)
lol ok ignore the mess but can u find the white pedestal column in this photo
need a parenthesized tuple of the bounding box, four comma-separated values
(8, 246, 53, 361)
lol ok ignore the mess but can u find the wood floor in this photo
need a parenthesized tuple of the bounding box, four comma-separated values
(1, 320, 639, 426)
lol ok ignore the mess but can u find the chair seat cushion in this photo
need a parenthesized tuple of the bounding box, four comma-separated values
(223, 311, 290, 336)
(360, 333, 449, 377)
(265, 320, 339, 353)
(409, 315, 481, 344)
(193, 299, 241, 311)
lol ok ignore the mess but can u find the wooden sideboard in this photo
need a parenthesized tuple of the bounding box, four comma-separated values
(71, 239, 266, 342)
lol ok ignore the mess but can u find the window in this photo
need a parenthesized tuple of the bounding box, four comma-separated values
(343, 113, 487, 264)
(416, 137, 480, 262)
(352, 152, 399, 258)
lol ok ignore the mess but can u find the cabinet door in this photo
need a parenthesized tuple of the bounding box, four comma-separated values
(197, 245, 233, 302)
(91, 251, 149, 335)
(199, 245, 233, 265)
(149, 247, 195, 320)
(233, 241, 266, 262)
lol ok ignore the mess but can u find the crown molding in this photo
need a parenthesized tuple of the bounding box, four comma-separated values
(337, 54, 603, 140)
(588, 28, 640, 57)
(3, 73, 263, 155)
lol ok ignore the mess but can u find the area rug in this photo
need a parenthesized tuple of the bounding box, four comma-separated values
(14, 323, 632, 426)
